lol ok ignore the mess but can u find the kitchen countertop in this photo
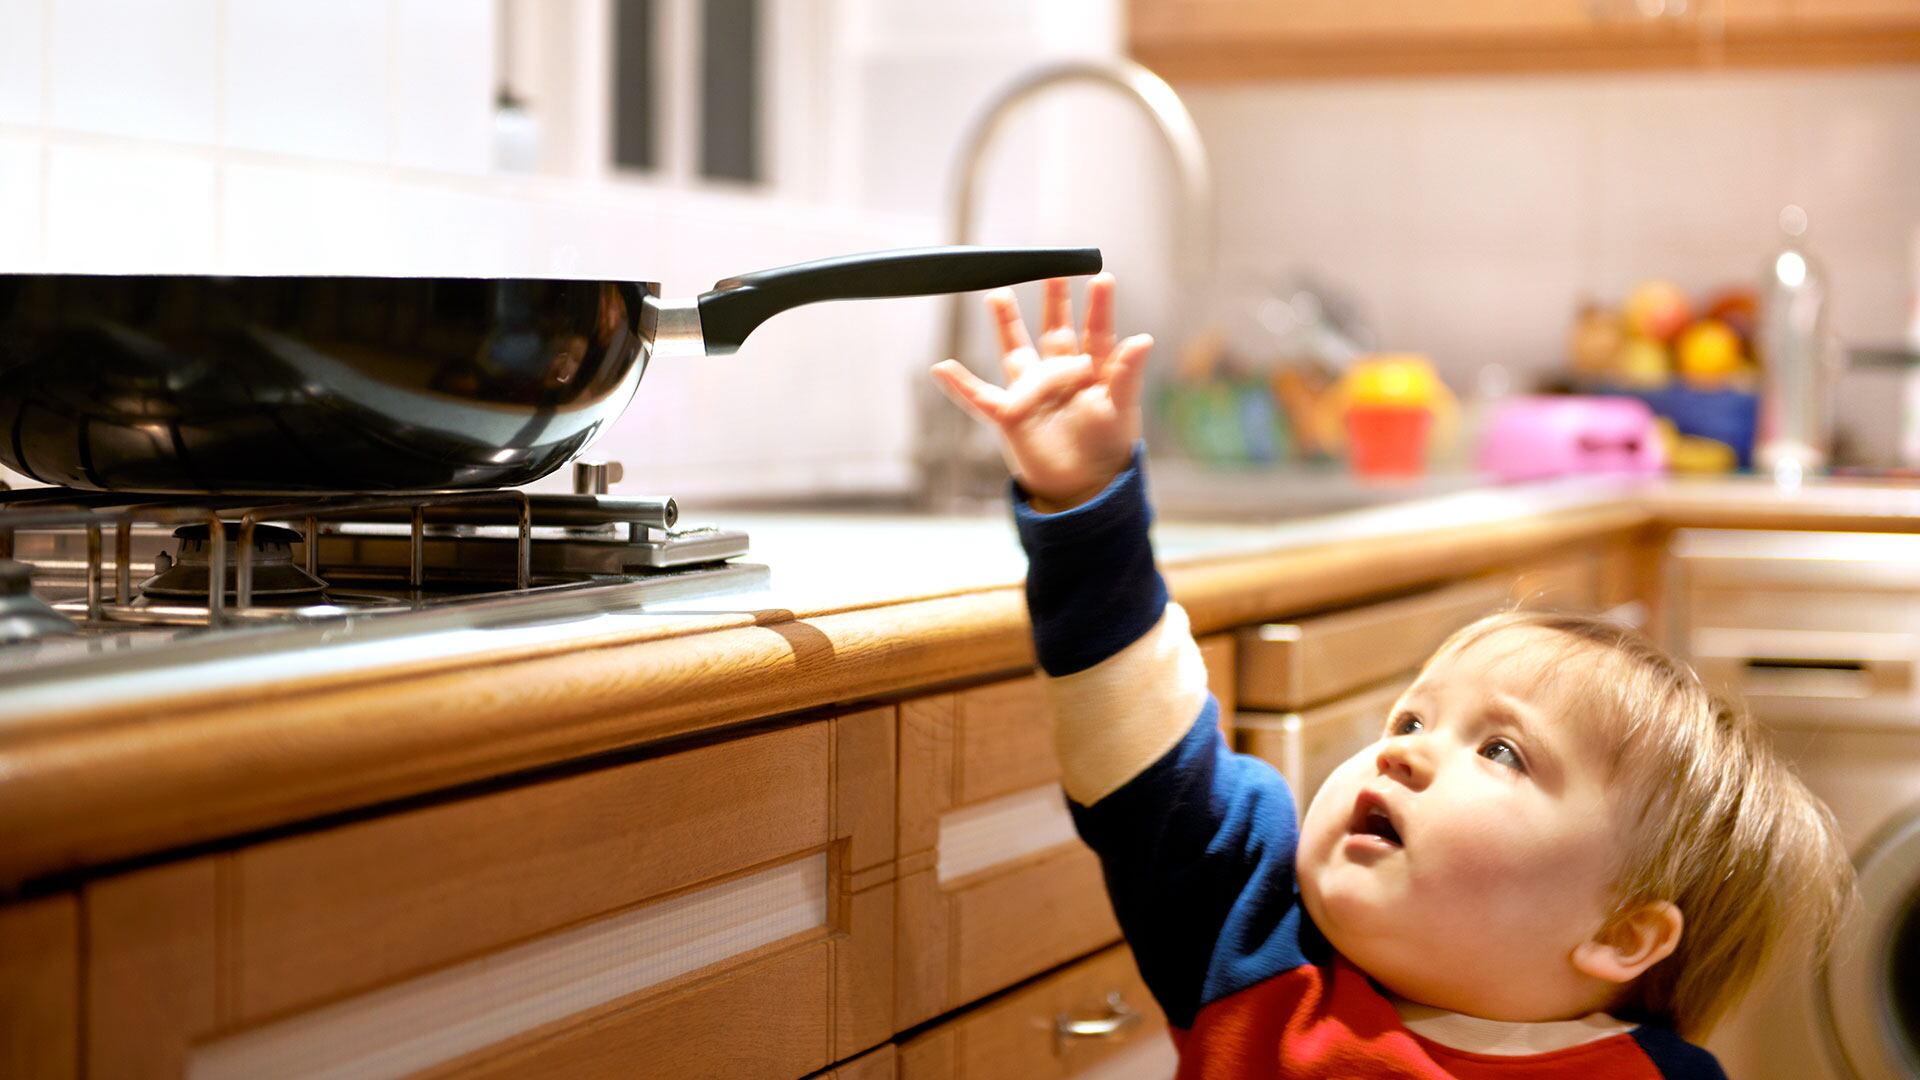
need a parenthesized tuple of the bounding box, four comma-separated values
(6, 472, 1920, 890)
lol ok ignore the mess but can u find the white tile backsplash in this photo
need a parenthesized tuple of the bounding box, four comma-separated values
(44, 141, 217, 271)
(225, 0, 390, 163)
(221, 161, 396, 274)
(0, 0, 46, 125)
(1189, 67, 1920, 386)
(392, 0, 493, 174)
(47, 0, 217, 143)
(0, 134, 43, 268)
(5, 0, 1918, 493)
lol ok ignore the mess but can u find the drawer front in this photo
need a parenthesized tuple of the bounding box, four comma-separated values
(1237, 677, 1411, 811)
(1237, 578, 1506, 711)
(898, 944, 1173, 1080)
(1673, 531, 1920, 730)
(896, 683, 1118, 1027)
(1507, 551, 1603, 613)
(0, 894, 77, 1080)
(85, 711, 894, 1079)
(895, 639, 1236, 1026)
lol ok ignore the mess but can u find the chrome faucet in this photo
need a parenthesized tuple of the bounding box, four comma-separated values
(915, 58, 1216, 509)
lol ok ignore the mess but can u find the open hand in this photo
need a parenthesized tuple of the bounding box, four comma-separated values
(931, 273, 1153, 513)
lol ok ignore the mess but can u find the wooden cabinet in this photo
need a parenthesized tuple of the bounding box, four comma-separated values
(1128, 0, 1920, 79)
(1233, 577, 1508, 808)
(83, 711, 896, 1079)
(895, 636, 1237, 1029)
(0, 893, 78, 1080)
(898, 945, 1174, 1080)
(1671, 529, 1920, 722)
(895, 676, 1121, 1030)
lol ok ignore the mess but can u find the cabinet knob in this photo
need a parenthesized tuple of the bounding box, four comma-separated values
(1055, 990, 1143, 1053)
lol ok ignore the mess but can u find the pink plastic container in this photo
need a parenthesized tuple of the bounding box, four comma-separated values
(1475, 396, 1666, 482)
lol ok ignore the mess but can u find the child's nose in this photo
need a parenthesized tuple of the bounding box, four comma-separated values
(1376, 738, 1432, 788)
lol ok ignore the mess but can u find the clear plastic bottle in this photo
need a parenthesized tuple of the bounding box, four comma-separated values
(1756, 205, 1841, 485)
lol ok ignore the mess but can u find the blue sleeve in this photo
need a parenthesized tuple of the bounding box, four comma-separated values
(1070, 711, 1310, 1029)
(1012, 446, 1311, 1029)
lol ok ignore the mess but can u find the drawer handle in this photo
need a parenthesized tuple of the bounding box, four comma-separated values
(1055, 991, 1143, 1052)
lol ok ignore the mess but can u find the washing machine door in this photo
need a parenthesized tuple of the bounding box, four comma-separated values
(1823, 808, 1920, 1079)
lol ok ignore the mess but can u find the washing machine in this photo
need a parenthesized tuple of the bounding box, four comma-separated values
(1671, 529, 1920, 1079)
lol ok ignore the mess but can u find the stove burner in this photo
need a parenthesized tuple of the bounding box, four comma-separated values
(0, 559, 80, 642)
(141, 522, 330, 599)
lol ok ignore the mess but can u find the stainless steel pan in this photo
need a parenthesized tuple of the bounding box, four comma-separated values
(0, 245, 1099, 493)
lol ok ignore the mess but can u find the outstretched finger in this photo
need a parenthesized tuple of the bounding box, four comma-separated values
(1039, 278, 1077, 358)
(1106, 334, 1154, 416)
(1082, 273, 1116, 370)
(987, 290, 1035, 379)
(931, 360, 1009, 426)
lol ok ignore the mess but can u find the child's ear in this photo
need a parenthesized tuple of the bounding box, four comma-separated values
(1572, 902, 1684, 985)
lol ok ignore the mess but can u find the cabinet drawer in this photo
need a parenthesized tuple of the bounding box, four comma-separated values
(1508, 551, 1603, 613)
(1237, 677, 1412, 811)
(0, 894, 77, 1080)
(899, 944, 1172, 1080)
(85, 711, 895, 1079)
(895, 680, 1119, 1028)
(1672, 530, 1920, 729)
(1237, 578, 1506, 711)
(894, 638, 1236, 1026)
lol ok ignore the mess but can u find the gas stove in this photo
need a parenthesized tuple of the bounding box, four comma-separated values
(0, 460, 767, 678)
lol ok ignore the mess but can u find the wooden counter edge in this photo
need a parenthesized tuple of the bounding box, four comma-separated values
(4, 497, 1653, 889)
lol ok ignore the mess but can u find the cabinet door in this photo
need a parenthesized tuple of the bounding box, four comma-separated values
(0, 894, 78, 1079)
(1131, 0, 1600, 41)
(895, 641, 1236, 1027)
(895, 678, 1121, 1029)
(86, 711, 894, 1080)
(1238, 677, 1413, 812)
(898, 945, 1174, 1080)
(1130, 0, 1920, 77)
(1237, 578, 1507, 712)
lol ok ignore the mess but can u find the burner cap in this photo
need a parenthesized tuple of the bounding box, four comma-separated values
(0, 559, 80, 643)
(141, 521, 329, 599)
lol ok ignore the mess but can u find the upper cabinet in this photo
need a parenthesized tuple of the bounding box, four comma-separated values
(1127, 0, 1920, 79)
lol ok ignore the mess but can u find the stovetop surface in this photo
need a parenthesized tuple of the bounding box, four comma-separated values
(0, 483, 769, 694)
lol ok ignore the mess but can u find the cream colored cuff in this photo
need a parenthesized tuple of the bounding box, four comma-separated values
(1045, 602, 1212, 806)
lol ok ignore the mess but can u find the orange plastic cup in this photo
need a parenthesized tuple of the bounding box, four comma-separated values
(1346, 404, 1432, 477)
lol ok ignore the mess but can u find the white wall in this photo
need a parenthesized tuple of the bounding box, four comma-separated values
(6, 0, 1915, 494)
(1179, 67, 1920, 394)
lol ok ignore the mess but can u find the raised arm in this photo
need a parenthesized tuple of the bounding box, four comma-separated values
(931, 278, 1308, 1029)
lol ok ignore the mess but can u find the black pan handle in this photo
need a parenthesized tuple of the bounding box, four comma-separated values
(695, 245, 1102, 355)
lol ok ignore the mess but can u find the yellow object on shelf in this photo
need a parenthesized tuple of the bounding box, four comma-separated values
(1676, 318, 1744, 387)
(1654, 417, 1737, 474)
(1344, 353, 1450, 407)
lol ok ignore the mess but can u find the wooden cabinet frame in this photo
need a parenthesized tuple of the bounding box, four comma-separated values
(84, 711, 895, 1079)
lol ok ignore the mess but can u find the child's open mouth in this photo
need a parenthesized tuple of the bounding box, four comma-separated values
(1346, 791, 1403, 850)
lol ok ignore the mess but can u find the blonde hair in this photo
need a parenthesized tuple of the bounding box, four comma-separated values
(1433, 609, 1856, 1039)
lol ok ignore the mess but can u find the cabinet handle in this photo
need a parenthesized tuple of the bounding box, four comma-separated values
(1055, 991, 1143, 1053)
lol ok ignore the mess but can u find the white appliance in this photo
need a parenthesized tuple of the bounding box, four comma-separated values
(1672, 529, 1920, 1079)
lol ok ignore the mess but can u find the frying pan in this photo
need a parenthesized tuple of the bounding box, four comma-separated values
(0, 245, 1099, 493)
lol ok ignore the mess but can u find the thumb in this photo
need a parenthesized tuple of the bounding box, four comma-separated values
(931, 360, 1008, 426)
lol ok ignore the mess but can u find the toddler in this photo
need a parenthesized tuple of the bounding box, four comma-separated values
(931, 275, 1854, 1078)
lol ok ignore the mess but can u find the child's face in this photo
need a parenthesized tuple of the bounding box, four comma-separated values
(1296, 627, 1632, 1019)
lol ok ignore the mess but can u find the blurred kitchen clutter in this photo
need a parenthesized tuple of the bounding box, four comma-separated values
(1157, 274, 1379, 467)
(1560, 275, 1764, 474)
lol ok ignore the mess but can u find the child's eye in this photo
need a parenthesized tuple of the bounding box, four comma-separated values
(1481, 740, 1525, 772)
(1390, 712, 1423, 736)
